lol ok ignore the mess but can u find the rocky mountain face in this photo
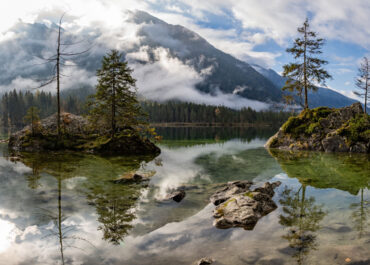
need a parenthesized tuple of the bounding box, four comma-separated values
(265, 103, 370, 153)
(0, 10, 359, 109)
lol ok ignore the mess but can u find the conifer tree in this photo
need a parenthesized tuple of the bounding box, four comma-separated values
(88, 50, 143, 137)
(354, 56, 369, 113)
(282, 18, 331, 109)
(24, 106, 40, 136)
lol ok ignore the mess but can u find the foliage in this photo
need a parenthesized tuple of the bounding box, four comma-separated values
(281, 106, 332, 137)
(88, 50, 145, 136)
(24, 106, 41, 135)
(0, 89, 87, 128)
(337, 114, 370, 145)
(282, 18, 331, 109)
(141, 101, 291, 125)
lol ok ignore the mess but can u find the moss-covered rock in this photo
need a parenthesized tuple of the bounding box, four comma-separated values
(8, 112, 161, 155)
(265, 103, 369, 153)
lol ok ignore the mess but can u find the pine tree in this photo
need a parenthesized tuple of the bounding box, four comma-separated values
(24, 106, 40, 136)
(282, 18, 331, 109)
(88, 50, 143, 136)
(354, 56, 369, 113)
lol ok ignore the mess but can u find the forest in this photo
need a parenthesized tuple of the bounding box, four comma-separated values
(0, 88, 291, 129)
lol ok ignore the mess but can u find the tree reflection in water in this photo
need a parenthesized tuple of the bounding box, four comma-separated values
(15, 151, 154, 247)
(279, 185, 326, 265)
(18, 156, 96, 264)
(351, 188, 369, 239)
(86, 182, 141, 245)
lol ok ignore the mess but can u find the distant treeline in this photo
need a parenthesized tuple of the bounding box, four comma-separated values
(0, 89, 86, 128)
(0, 89, 291, 129)
(141, 101, 291, 125)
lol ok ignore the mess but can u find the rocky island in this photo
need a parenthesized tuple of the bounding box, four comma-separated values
(8, 112, 160, 155)
(265, 103, 370, 153)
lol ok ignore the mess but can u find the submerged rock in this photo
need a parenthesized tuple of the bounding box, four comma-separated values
(8, 112, 160, 155)
(113, 173, 144, 184)
(265, 103, 369, 153)
(212, 181, 281, 229)
(163, 189, 186, 203)
(195, 257, 214, 265)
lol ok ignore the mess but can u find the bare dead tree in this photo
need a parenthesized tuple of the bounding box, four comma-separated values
(354, 56, 370, 113)
(36, 14, 90, 137)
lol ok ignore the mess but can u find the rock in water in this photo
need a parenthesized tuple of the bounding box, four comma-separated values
(212, 181, 281, 229)
(195, 257, 214, 265)
(113, 173, 144, 184)
(164, 190, 186, 202)
(210, 180, 253, 206)
(265, 103, 369, 153)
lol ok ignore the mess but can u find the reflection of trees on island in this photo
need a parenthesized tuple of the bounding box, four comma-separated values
(86, 182, 142, 245)
(14, 152, 153, 253)
(269, 150, 369, 195)
(270, 150, 369, 263)
(279, 185, 326, 265)
(23, 158, 95, 265)
(350, 188, 369, 239)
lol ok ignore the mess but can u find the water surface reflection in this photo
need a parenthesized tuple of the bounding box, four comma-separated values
(0, 128, 368, 265)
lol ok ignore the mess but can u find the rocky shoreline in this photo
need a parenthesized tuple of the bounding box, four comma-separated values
(265, 103, 369, 153)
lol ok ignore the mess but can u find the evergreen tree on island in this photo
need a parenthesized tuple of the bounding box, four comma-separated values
(88, 50, 144, 137)
(354, 56, 369, 113)
(282, 18, 331, 109)
(24, 106, 40, 136)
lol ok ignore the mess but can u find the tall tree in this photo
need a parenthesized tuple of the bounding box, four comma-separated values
(88, 50, 143, 137)
(282, 18, 331, 109)
(36, 14, 89, 137)
(354, 56, 369, 113)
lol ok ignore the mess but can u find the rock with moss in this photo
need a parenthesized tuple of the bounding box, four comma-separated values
(212, 181, 281, 229)
(265, 103, 369, 153)
(8, 112, 160, 155)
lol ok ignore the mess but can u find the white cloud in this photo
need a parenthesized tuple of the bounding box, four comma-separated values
(130, 47, 269, 110)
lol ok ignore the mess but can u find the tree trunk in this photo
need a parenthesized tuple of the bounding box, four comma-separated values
(303, 22, 308, 109)
(57, 23, 61, 138)
(365, 60, 368, 114)
(111, 70, 116, 138)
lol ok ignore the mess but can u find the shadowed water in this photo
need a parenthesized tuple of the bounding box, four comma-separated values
(0, 127, 368, 265)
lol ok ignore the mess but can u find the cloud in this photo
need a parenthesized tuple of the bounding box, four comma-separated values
(129, 47, 269, 110)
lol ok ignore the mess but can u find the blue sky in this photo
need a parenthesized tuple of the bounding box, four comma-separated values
(0, 0, 369, 100)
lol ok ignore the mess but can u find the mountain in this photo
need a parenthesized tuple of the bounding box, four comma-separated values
(251, 64, 358, 108)
(0, 10, 360, 110)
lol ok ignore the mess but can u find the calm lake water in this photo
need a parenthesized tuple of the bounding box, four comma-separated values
(0, 127, 369, 265)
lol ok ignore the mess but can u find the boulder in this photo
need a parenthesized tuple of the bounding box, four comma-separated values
(210, 180, 253, 206)
(195, 257, 214, 265)
(164, 189, 186, 203)
(212, 181, 281, 229)
(265, 103, 369, 153)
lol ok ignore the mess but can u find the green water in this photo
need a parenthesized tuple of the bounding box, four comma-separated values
(0, 127, 368, 265)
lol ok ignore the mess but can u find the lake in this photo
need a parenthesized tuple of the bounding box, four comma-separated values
(0, 127, 369, 265)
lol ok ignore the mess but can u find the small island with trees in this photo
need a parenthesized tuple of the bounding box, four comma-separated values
(266, 19, 370, 153)
(8, 49, 160, 156)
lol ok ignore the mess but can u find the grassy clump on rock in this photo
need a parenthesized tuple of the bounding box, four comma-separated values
(266, 103, 369, 153)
